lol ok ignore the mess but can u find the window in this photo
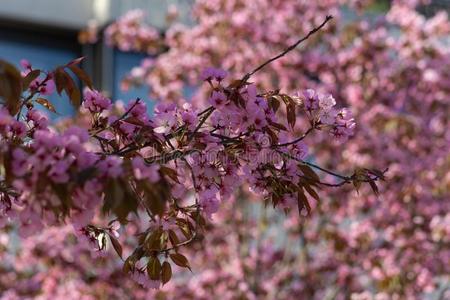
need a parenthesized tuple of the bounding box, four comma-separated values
(113, 50, 150, 105)
(0, 21, 81, 118)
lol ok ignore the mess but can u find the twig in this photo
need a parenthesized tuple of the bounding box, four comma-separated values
(275, 149, 350, 181)
(161, 157, 201, 253)
(241, 15, 333, 83)
(17, 73, 51, 120)
(90, 98, 141, 136)
(188, 107, 215, 140)
(276, 126, 315, 147)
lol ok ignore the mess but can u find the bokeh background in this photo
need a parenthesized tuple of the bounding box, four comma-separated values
(0, 0, 449, 299)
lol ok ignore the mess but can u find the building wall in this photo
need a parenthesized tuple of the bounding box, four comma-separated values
(0, 0, 191, 29)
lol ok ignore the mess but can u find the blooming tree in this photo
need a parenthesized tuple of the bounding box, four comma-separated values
(0, 15, 387, 298)
(1, 0, 449, 298)
(101, 1, 449, 299)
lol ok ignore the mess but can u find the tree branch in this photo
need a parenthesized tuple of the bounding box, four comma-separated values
(241, 15, 333, 83)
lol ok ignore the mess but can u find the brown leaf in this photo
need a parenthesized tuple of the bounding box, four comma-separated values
(68, 65, 93, 89)
(179, 224, 192, 240)
(303, 184, 320, 202)
(368, 168, 386, 180)
(139, 181, 167, 217)
(268, 96, 281, 112)
(109, 235, 123, 259)
(297, 188, 311, 215)
(103, 179, 138, 222)
(54, 68, 66, 95)
(54, 68, 81, 107)
(147, 256, 161, 280)
(169, 253, 191, 271)
(36, 98, 56, 113)
(123, 256, 134, 273)
(65, 57, 85, 67)
(51, 182, 72, 214)
(268, 119, 287, 131)
(123, 116, 146, 126)
(168, 229, 180, 247)
(299, 165, 320, 183)
(161, 261, 172, 285)
(62, 71, 81, 107)
(22, 69, 41, 91)
(146, 229, 163, 251)
(159, 166, 179, 183)
(369, 181, 379, 196)
(287, 102, 297, 128)
(0, 60, 22, 115)
(265, 127, 279, 145)
(227, 79, 247, 89)
(353, 180, 362, 193)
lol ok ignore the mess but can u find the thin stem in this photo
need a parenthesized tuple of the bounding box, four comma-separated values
(197, 105, 214, 117)
(144, 149, 199, 165)
(162, 157, 200, 253)
(276, 126, 315, 147)
(17, 73, 51, 120)
(241, 15, 333, 83)
(188, 107, 215, 140)
(90, 98, 141, 136)
(275, 149, 351, 181)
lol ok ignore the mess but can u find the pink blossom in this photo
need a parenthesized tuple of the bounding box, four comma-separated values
(301, 89, 319, 111)
(83, 89, 112, 113)
(200, 67, 228, 82)
(208, 91, 228, 109)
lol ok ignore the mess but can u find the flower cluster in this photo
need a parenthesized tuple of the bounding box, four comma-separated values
(0, 41, 381, 288)
(0, 5, 399, 296)
(298, 89, 355, 140)
(83, 89, 112, 113)
(86, 0, 450, 298)
(21, 59, 55, 96)
(104, 9, 163, 54)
